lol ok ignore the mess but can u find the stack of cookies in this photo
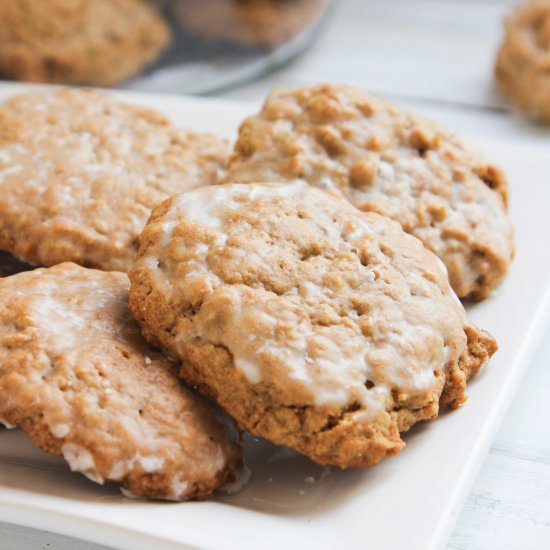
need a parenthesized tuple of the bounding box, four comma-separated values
(0, 84, 514, 500)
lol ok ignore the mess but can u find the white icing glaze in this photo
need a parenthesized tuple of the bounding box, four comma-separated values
(120, 487, 141, 500)
(138, 455, 165, 473)
(62, 443, 104, 484)
(0, 419, 17, 429)
(378, 161, 395, 181)
(0, 165, 22, 183)
(219, 465, 251, 495)
(107, 453, 165, 479)
(28, 293, 94, 349)
(170, 477, 189, 500)
(50, 423, 71, 438)
(83, 470, 105, 484)
(108, 460, 128, 480)
(0, 143, 28, 164)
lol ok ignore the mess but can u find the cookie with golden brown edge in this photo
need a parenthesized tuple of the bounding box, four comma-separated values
(0, 263, 241, 500)
(129, 183, 497, 469)
(0, 0, 170, 87)
(225, 84, 515, 301)
(0, 88, 230, 272)
(495, 0, 550, 122)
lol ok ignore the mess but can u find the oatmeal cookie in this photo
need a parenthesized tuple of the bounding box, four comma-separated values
(0, 0, 171, 87)
(0, 88, 229, 272)
(173, 0, 322, 48)
(0, 263, 241, 500)
(495, 0, 550, 122)
(225, 84, 515, 301)
(129, 183, 498, 469)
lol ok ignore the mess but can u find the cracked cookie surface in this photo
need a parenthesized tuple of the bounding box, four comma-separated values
(0, 0, 170, 86)
(0, 88, 229, 272)
(495, 0, 550, 122)
(225, 84, 515, 301)
(129, 183, 497, 468)
(0, 263, 241, 500)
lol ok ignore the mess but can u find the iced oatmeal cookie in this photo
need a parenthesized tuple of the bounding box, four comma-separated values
(0, 263, 241, 500)
(0, 0, 171, 86)
(225, 84, 515, 301)
(495, 0, 550, 122)
(129, 183, 498, 469)
(0, 88, 229, 272)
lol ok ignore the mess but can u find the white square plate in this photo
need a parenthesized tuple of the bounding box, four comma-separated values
(0, 83, 549, 550)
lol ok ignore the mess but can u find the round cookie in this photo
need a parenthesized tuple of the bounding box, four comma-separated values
(0, 88, 229, 272)
(495, 0, 550, 122)
(225, 84, 515, 301)
(0, 263, 241, 501)
(0, 0, 171, 87)
(173, 0, 322, 48)
(129, 183, 498, 469)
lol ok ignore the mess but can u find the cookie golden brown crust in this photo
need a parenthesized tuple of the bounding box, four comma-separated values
(225, 84, 515, 301)
(173, 0, 322, 48)
(129, 183, 498, 469)
(0, 263, 241, 500)
(495, 0, 550, 122)
(0, 0, 171, 87)
(440, 324, 498, 409)
(0, 88, 230, 272)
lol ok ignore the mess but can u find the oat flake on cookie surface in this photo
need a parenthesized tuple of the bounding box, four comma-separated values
(225, 84, 515, 301)
(0, 88, 229, 272)
(129, 183, 497, 469)
(0, 263, 241, 501)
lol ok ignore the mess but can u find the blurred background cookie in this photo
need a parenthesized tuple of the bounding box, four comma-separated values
(495, 0, 550, 122)
(0, 0, 171, 86)
(172, 0, 322, 48)
(0, 88, 229, 271)
(0, 263, 241, 501)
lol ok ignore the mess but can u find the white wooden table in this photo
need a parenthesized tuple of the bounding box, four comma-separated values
(1, 1, 549, 548)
